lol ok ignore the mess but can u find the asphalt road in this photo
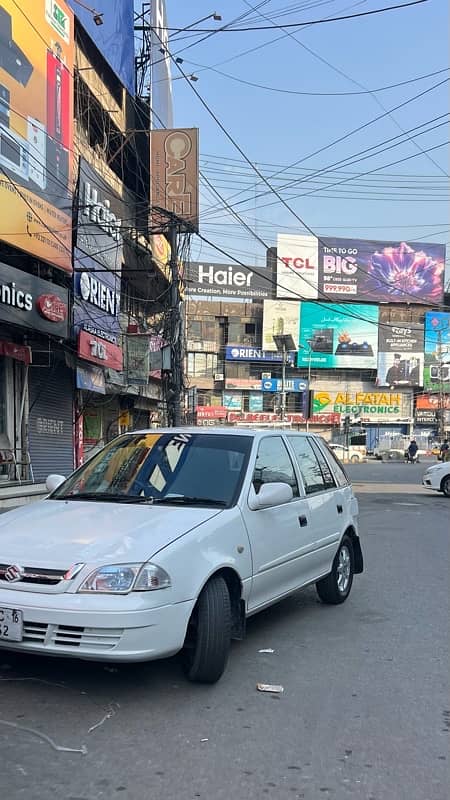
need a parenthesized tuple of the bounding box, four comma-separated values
(1, 460, 448, 800)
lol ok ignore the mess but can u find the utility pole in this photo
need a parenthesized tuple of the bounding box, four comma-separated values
(273, 333, 296, 425)
(167, 219, 183, 427)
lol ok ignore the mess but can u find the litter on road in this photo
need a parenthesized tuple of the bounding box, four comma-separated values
(256, 683, 284, 694)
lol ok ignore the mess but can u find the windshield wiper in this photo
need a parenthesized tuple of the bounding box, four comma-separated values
(150, 496, 227, 507)
(54, 493, 154, 504)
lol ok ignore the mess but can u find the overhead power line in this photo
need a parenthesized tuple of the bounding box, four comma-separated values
(164, 1, 429, 31)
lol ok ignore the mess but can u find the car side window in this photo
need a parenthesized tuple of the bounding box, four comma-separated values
(308, 439, 336, 490)
(287, 436, 329, 494)
(318, 439, 350, 487)
(253, 436, 299, 497)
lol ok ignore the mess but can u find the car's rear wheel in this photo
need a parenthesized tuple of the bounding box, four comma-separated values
(316, 534, 354, 604)
(181, 575, 231, 683)
(350, 454, 360, 463)
(441, 476, 450, 497)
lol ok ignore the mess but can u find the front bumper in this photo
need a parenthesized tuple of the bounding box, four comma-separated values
(0, 589, 193, 662)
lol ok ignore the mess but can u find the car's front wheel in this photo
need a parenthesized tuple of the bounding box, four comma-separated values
(316, 534, 354, 604)
(350, 454, 360, 463)
(441, 475, 450, 497)
(181, 575, 231, 683)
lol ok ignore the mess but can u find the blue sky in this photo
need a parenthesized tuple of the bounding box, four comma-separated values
(162, 0, 449, 283)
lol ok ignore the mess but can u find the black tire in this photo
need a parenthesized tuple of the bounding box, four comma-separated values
(350, 454, 360, 463)
(182, 575, 231, 683)
(441, 476, 450, 498)
(316, 535, 354, 605)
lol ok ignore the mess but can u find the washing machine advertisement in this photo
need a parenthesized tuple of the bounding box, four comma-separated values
(0, 0, 74, 271)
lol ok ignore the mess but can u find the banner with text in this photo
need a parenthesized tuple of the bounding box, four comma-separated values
(377, 322, 424, 388)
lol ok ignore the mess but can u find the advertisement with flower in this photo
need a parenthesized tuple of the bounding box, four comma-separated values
(319, 238, 445, 304)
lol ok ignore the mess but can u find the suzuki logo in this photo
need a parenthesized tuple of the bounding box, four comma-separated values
(4, 564, 24, 583)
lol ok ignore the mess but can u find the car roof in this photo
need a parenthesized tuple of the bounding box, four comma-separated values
(130, 427, 316, 440)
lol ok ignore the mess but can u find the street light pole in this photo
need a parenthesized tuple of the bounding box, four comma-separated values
(281, 340, 287, 422)
(306, 348, 312, 432)
(273, 333, 297, 426)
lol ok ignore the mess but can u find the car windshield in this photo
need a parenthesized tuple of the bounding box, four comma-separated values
(51, 432, 253, 508)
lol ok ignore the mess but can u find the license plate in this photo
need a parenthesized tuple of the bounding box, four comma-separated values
(0, 608, 23, 642)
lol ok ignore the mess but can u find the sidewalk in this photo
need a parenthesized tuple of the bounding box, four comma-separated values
(0, 483, 47, 513)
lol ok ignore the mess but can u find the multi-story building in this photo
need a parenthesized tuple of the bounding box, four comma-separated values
(0, 2, 170, 505)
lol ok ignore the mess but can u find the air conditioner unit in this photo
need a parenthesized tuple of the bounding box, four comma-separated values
(214, 373, 224, 381)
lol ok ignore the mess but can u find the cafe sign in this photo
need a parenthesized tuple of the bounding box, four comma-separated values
(314, 391, 402, 415)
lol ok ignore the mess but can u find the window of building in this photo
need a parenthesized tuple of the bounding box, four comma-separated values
(252, 436, 299, 497)
(245, 323, 256, 335)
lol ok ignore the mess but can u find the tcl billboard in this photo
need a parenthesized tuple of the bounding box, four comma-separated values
(276, 235, 445, 305)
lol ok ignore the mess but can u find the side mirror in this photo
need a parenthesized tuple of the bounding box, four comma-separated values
(46, 474, 66, 493)
(248, 482, 293, 511)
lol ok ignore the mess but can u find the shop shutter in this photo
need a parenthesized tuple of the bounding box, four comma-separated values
(28, 363, 74, 483)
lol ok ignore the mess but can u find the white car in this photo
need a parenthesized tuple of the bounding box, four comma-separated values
(329, 444, 365, 463)
(0, 429, 363, 683)
(422, 461, 450, 497)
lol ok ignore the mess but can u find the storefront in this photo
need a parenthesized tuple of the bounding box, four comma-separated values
(0, 262, 69, 483)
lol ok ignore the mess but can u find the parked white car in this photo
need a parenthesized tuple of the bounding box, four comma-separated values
(422, 461, 450, 497)
(0, 429, 363, 683)
(329, 444, 365, 463)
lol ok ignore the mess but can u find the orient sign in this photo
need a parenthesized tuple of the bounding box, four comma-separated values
(36, 294, 67, 323)
(78, 330, 123, 371)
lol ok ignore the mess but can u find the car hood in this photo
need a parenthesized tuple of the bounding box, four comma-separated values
(0, 500, 222, 568)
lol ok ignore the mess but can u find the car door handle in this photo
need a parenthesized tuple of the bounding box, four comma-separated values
(298, 515, 308, 527)
(337, 504, 343, 514)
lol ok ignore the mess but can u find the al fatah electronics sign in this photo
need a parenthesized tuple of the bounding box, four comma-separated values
(313, 390, 403, 416)
(186, 262, 272, 299)
(0, 0, 74, 271)
(0, 261, 68, 337)
(276, 235, 445, 305)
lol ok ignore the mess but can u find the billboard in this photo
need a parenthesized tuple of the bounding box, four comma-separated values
(150, 0, 173, 128)
(312, 389, 409, 421)
(262, 299, 301, 350)
(187, 262, 271, 299)
(73, 161, 123, 352)
(150, 128, 199, 232)
(276, 235, 319, 299)
(261, 378, 308, 393)
(377, 322, 424, 388)
(225, 345, 294, 364)
(319, 238, 445, 304)
(0, 0, 74, 271)
(223, 392, 242, 410)
(0, 261, 69, 338)
(297, 302, 379, 370)
(68, 0, 134, 94)
(423, 312, 450, 392)
(275, 235, 445, 305)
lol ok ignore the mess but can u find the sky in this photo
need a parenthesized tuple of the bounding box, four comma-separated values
(159, 0, 449, 286)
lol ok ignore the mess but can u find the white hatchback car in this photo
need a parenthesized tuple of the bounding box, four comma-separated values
(328, 444, 365, 463)
(422, 460, 450, 497)
(0, 429, 363, 683)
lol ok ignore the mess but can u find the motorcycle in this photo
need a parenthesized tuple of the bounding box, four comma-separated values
(404, 450, 419, 464)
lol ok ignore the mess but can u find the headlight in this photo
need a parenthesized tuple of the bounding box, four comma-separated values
(78, 563, 171, 593)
